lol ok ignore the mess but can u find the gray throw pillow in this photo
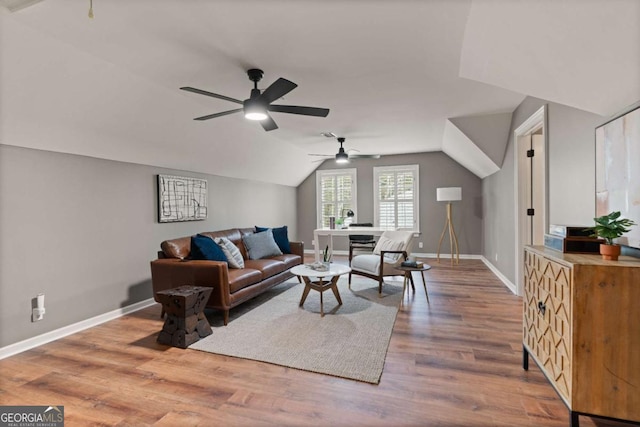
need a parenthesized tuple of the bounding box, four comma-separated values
(243, 230, 283, 260)
(214, 237, 245, 269)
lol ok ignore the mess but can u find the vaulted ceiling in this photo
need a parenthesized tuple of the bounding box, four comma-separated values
(1, 0, 638, 186)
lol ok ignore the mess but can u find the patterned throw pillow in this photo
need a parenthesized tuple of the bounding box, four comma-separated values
(214, 237, 245, 269)
(243, 230, 283, 260)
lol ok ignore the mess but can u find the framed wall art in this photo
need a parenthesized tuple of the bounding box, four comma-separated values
(595, 104, 640, 250)
(157, 174, 208, 223)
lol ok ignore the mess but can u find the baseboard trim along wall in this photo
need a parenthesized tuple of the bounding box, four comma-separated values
(480, 256, 517, 295)
(0, 298, 157, 360)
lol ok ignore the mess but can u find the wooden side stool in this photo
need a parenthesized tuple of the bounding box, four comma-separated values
(156, 285, 213, 348)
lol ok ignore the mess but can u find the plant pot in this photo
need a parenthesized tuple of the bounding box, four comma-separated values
(600, 243, 621, 261)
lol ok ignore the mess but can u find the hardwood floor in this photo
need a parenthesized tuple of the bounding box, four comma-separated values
(0, 258, 630, 426)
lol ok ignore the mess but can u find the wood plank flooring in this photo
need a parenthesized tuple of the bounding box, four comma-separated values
(0, 258, 630, 426)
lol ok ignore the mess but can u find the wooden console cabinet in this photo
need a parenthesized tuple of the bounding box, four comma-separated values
(523, 246, 640, 426)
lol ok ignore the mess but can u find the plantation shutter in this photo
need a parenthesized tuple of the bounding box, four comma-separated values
(374, 165, 419, 231)
(378, 171, 396, 229)
(316, 169, 357, 228)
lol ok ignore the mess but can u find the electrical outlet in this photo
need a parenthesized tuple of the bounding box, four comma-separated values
(495, 253, 499, 262)
(311, 239, 315, 246)
(418, 242, 424, 249)
(32, 308, 45, 322)
(32, 293, 45, 322)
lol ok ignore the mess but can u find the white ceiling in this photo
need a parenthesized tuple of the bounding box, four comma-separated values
(1, 0, 638, 186)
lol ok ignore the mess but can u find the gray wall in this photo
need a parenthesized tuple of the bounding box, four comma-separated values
(297, 152, 483, 255)
(482, 97, 604, 283)
(0, 145, 297, 348)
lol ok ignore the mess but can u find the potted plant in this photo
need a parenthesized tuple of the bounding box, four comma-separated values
(322, 244, 332, 267)
(587, 211, 636, 260)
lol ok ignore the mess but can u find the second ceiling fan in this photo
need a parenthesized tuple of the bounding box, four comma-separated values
(309, 134, 381, 164)
(181, 69, 330, 131)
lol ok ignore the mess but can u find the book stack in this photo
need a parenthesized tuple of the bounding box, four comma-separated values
(401, 260, 424, 268)
(543, 225, 603, 254)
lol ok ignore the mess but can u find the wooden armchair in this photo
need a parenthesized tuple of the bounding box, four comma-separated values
(348, 230, 415, 295)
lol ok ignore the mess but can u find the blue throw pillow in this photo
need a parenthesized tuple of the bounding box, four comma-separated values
(255, 225, 291, 254)
(190, 234, 228, 262)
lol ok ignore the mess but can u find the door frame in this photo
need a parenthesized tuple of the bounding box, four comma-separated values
(513, 105, 548, 296)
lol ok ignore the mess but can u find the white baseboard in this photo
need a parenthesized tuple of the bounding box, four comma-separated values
(303, 249, 482, 260)
(480, 256, 517, 295)
(0, 298, 157, 360)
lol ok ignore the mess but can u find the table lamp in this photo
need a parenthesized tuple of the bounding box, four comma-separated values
(436, 187, 461, 265)
(341, 209, 355, 228)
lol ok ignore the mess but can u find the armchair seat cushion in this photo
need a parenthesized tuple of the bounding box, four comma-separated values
(351, 254, 382, 275)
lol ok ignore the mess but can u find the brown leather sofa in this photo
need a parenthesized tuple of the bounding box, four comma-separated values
(150, 227, 303, 325)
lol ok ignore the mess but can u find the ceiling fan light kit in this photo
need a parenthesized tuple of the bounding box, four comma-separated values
(181, 68, 329, 131)
(243, 100, 268, 121)
(335, 147, 349, 164)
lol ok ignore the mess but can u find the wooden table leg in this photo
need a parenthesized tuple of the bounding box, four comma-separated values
(299, 275, 343, 317)
(319, 278, 324, 316)
(402, 273, 409, 300)
(421, 270, 429, 303)
(299, 276, 312, 307)
(330, 276, 343, 305)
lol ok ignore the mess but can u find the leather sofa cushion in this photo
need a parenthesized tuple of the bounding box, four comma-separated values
(271, 254, 302, 269)
(243, 259, 288, 280)
(228, 268, 263, 294)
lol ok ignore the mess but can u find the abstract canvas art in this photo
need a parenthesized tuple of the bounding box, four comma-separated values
(157, 174, 208, 223)
(595, 105, 640, 249)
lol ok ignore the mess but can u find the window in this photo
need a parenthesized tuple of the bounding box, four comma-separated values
(374, 165, 419, 231)
(316, 169, 357, 228)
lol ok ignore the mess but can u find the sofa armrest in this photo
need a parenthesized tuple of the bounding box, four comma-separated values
(289, 241, 304, 259)
(150, 259, 231, 307)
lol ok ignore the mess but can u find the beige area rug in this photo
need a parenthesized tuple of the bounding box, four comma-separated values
(190, 276, 404, 384)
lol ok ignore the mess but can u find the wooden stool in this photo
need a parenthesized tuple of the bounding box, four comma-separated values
(156, 285, 213, 348)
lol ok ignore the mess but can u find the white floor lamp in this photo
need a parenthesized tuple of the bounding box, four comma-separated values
(436, 187, 462, 265)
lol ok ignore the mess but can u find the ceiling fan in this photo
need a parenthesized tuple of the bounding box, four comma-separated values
(309, 133, 381, 164)
(180, 69, 330, 131)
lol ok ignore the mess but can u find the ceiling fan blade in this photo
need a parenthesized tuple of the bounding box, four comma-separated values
(193, 108, 243, 121)
(260, 113, 278, 131)
(269, 105, 330, 117)
(308, 154, 333, 157)
(260, 78, 297, 104)
(180, 87, 244, 105)
(350, 154, 381, 159)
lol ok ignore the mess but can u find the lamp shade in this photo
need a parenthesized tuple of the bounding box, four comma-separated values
(436, 187, 462, 202)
